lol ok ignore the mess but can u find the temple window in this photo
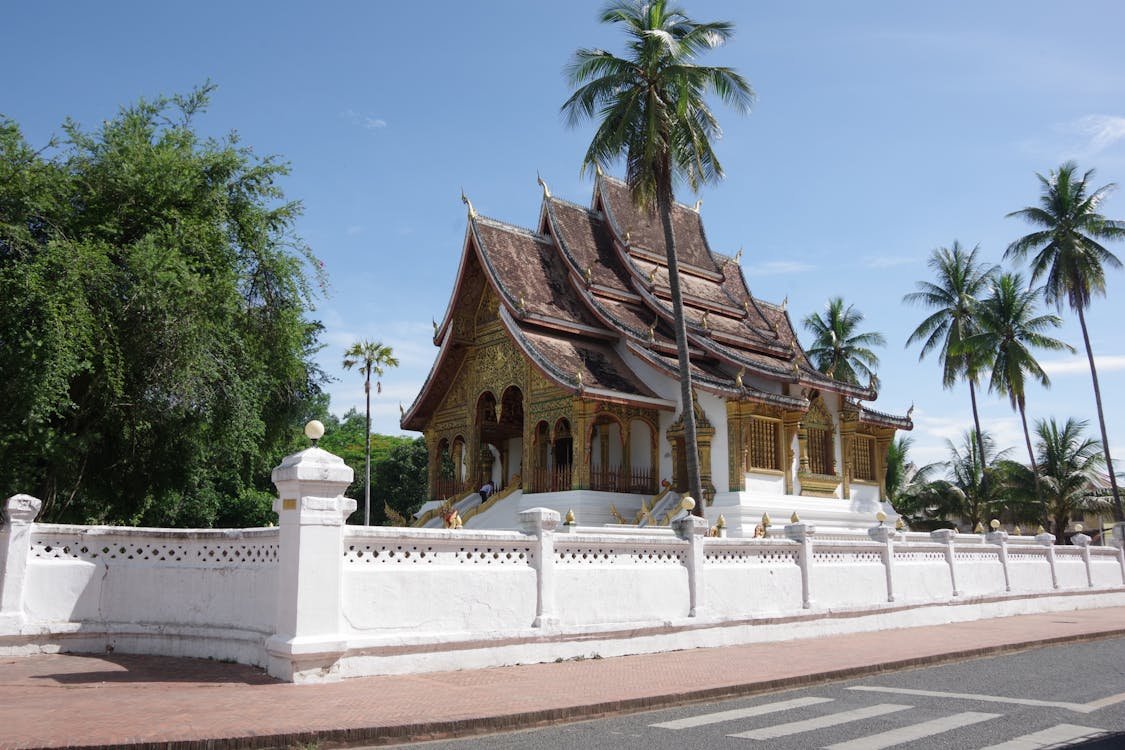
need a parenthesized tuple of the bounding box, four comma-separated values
(851, 433, 876, 482)
(747, 416, 781, 471)
(808, 426, 833, 475)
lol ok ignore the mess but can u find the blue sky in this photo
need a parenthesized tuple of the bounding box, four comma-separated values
(5, 1, 1125, 468)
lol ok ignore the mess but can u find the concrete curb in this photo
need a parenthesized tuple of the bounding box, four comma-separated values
(22, 626, 1125, 750)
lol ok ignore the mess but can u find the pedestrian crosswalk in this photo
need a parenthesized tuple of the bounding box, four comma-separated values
(648, 694, 1108, 749)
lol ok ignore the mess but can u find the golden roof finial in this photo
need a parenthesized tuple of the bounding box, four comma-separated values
(432, 317, 438, 336)
(693, 198, 703, 212)
(1036, 524, 1046, 535)
(895, 517, 906, 531)
(734, 247, 743, 264)
(594, 161, 603, 177)
(907, 402, 915, 418)
(537, 171, 550, 198)
(735, 366, 744, 388)
(761, 512, 772, 528)
(717, 514, 726, 529)
(565, 509, 576, 525)
(399, 402, 404, 418)
(974, 522, 984, 534)
(791, 359, 800, 376)
(518, 294, 527, 312)
(701, 310, 710, 330)
(1013, 525, 1022, 536)
(584, 266, 593, 285)
(624, 230, 632, 243)
(461, 188, 476, 219)
(743, 300, 751, 316)
(575, 370, 584, 388)
(648, 319, 657, 342)
(648, 265, 658, 283)
(781, 295, 788, 311)
(790, 511, 801, 523)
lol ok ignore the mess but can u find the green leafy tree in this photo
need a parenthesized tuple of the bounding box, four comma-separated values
(342, 340, 399, 525)
(915, 431, 1020, 531)
(903, 242, 998, 479)
(0, 84, 325, 527)
(960, 273, 1072, 506)
(801, 297, 885, 387)
(562, 0, 753, 509)
(373, 437, 429, 524)
(1006, 162, 1125, 521)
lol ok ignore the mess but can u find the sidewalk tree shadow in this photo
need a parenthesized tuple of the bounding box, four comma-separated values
(28, 653, 279, 686)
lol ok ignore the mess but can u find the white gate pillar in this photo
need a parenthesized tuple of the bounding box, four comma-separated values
(266, 444, 355, 683)
(0, 495, 42, 631)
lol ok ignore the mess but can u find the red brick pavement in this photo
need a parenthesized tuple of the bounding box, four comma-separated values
(3, 606, 1124, 749)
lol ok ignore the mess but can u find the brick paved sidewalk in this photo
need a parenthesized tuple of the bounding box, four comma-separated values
(3, 606, 1124, 750)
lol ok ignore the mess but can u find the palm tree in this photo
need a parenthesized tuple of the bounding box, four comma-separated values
(903, 242, 998, 477)
(562, 0, 753, 508)
(961, 273, 1073, 505)
(802, 297, 886, 387)
(1033, 417, 1111, 539)
(342, 340, 399, 525)
(1006, 162, 1125, 522)
(884, 436, 944, 529)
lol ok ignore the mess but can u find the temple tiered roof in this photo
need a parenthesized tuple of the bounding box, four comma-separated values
(403, 174, 910, 432)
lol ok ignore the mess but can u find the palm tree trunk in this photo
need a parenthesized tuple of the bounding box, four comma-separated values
(1017, 398, 1043, 508)
(364, 373, 372, 526)
(967, 376, 988, 495)
(1077, 304, 1123, 521)
(657, 189, 704, 514)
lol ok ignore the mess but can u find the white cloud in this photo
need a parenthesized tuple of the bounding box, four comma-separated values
(341, 109, 388, 131)
(346, 225, 364, 237)
(1064, 114, 1125, 156)
(1021, 114, 1125, 160)
(1041, 354, 1125, 377)
(744, 260, 814, 276)
(862, 255, 916, 269)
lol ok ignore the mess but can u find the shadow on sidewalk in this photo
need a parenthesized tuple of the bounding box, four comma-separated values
(28, 653, 278, 686)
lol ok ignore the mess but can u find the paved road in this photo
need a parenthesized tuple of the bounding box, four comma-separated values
(395, 636, 1125, 750)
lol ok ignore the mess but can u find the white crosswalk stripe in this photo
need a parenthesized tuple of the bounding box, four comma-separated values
(728, 703, 910, 740)
(978, 723, 1107, 750)
(649, 696, 833, 729)
(823, 711, 999, 749)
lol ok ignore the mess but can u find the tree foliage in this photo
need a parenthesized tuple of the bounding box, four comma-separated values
(562, 0, 753, 508)
(0, 85, 326, 527)
(801, 297, 885, 387)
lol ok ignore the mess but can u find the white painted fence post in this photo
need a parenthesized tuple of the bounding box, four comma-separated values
(520, 507, 560, 628)
(986, 529, 1011, 592)
(868, 524, 896, 603)
(0, 495, 42, 632)
(1036, 531, 1058, 589)
(930, 529, 960, 597)
(266, 446, 355, 683)
(673, 515, 709, 617)
(1071, 532, 1094, 588)
(1114, 523, 1125, 584)
(785, 519, 815, 609)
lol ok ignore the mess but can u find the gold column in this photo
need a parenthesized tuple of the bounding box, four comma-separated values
(839, 421, 856, 500)
(572, 398, 592, 490)
(726, 402, 744, 492)
(876, 431, 893, 501)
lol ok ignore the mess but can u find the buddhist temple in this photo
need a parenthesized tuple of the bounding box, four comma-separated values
(401, 173, 912, 535)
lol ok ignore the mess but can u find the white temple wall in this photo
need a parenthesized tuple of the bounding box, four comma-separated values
(699, 390, 729, 494)
(505, 437, 522, 485)
(3, 447, 1124, 684)
(745, 471, 785, 494)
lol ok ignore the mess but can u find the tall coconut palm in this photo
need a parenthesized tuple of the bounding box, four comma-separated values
(903, 242, 998, 476)
(342, 340, 399, 525)
(802, 297, 886, 387)
(1006, 162, 1125, 521)
(961, 273, 1073, 505)
(1033, 417, 1111, 539)
(884, 436, 943, 529)
(562, 0, 753, 507)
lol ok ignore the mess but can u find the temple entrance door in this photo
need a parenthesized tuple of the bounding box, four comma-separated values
(476, 387, 525, 489)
